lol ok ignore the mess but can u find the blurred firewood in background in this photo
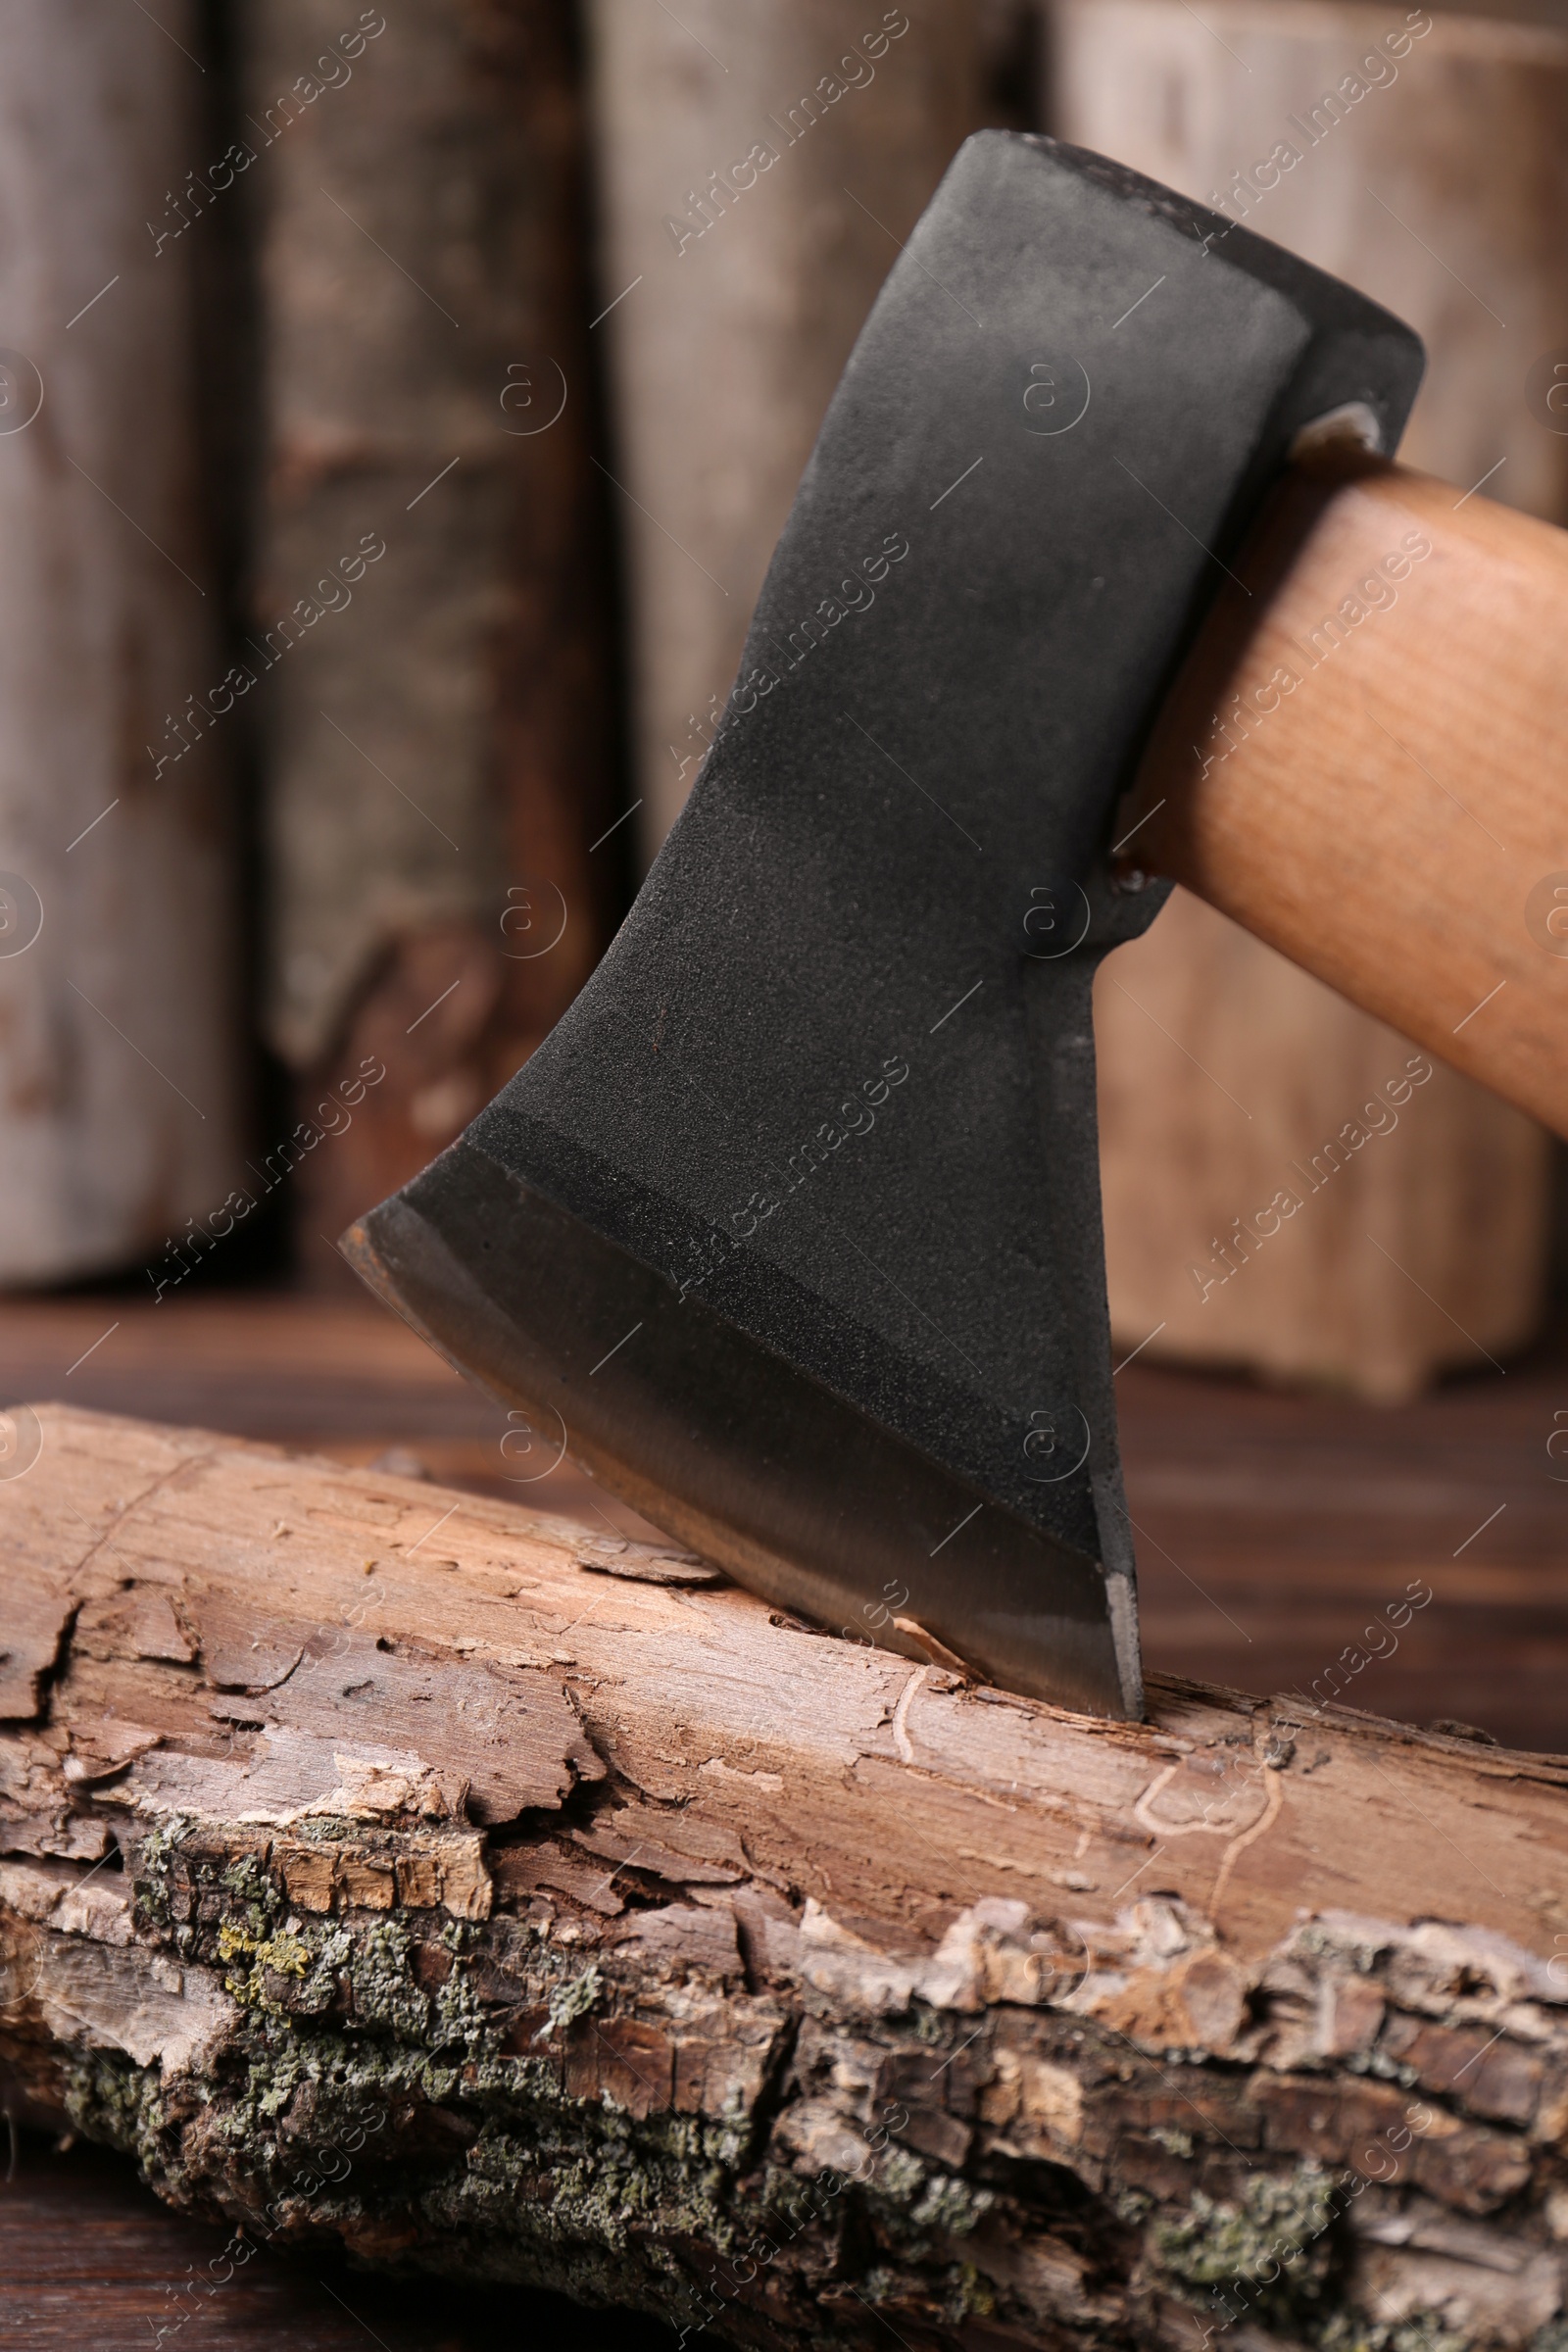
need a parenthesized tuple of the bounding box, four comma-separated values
(586, 0, 992, 858)
(245, 0, 619, 1274)
(0, 2, 241, 1287)
(1054, 0, 1564, 1398)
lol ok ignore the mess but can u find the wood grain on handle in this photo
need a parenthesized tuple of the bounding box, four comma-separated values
(1120, 458, 1568, 1140)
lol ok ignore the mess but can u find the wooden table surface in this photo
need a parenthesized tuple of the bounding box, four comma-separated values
(3, 1283, 1565, 2343)
(0, 2132, 674, 2348)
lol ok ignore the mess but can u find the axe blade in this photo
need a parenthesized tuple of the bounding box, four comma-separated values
(344, 134, 1422, 1718)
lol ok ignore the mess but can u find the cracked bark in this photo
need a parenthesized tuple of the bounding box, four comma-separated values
(3, 1404, 1568, 2350)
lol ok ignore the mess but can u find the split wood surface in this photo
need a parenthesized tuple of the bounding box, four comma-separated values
(1129, 458, 1568, 1148)
(3, 1407, 1568, 2348)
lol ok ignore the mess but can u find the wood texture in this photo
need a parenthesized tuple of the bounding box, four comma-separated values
(1054, 0, 1568, 520)
(1124, 460, 1568, 1151)
(0, 1, 242, 1284)
(0, 2131, 674, 2349)
(6, 1286, 1568, 1753)
(1054, 0, 1562, 1398)
(5, 1403, 1568, 2348)
(244, 0, 619, 1248)
(586, 0, 986, 857)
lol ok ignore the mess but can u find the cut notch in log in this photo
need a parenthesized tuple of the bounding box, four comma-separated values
(3, 1404, 1568, 2349)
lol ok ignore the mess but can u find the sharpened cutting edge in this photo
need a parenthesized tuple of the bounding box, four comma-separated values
(343, 1137, 1139, 1717)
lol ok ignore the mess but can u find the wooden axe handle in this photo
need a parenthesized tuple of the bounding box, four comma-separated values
(1120, 458, 1568, 1141)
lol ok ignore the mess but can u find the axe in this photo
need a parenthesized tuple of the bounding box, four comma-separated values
(343, 135, 1566, 1721)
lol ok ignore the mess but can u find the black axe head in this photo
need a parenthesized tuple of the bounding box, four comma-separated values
(343, 135, 1423, 1718)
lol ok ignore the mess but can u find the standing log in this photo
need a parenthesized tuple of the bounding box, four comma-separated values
(1053, 0, 1562, 1399)
(244, 0, 619, 1262)
(586, 0, 987, 857)
(0, 2, 241, 1286)
(5, 1404, 1568, 2348)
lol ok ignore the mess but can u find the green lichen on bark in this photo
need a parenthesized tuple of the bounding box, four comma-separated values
(23, 1817, 1545, 2350)
(83, 1825, 795, 2330)
(1145, 2162, 1486, 2351)
(53, 1926, 766, 2334)
(1317, 2320, 1471, 2352)
(542, 1963, 602, 2037)
(62, 2047, 171, 2180)
(129, 1815, 200, 1936)
(1152, 2162, 1339, 2288)
(50, 1890, 1000, 2346)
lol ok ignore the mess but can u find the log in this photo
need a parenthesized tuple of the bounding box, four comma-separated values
(585, 0, 987, 858)
(4, 1404, 1568, 2349)
(0, 1, 242, 1285)
(243, 0, 620, 1261)
(1053, 0, 1562, 1399)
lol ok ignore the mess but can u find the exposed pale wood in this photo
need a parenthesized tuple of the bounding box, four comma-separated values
(1055, 0, 1560, 1398)
(8, 1287, 1568, 1750)
(5, 1406, 1568, 2348)
(0, 1, 242, 1284)
(586, 0, 986, 856)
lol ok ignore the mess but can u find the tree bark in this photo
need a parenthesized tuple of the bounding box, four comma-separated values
(1052, 0, 1563, 1401)
(243, 0, 620, 1258)
(3, 1405, 1568, 2348)
(0, 1, 242, 1285)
